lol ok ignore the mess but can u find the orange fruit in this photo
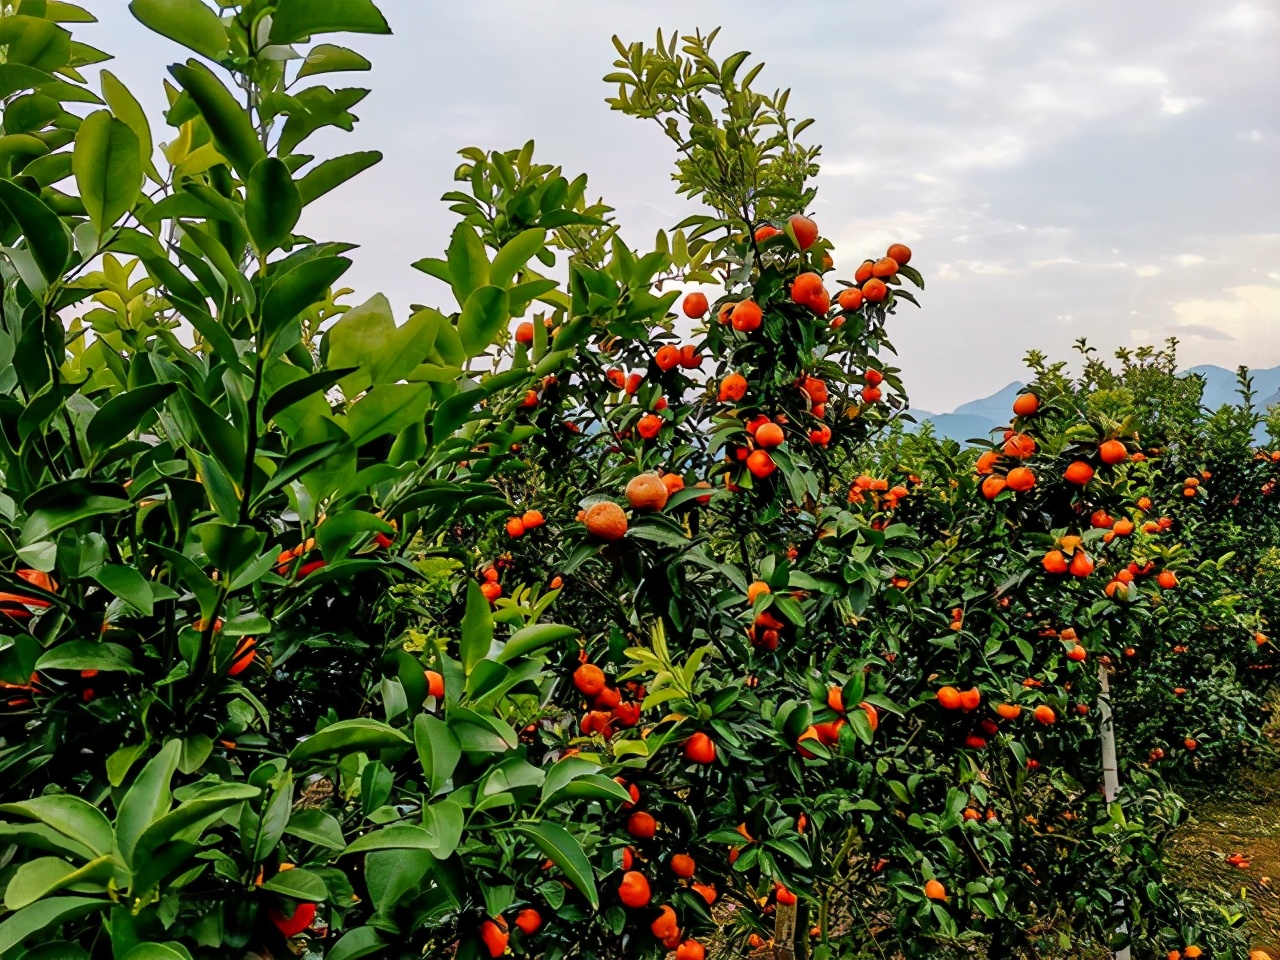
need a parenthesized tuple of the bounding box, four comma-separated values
(637, 413, 662, 439)
(837, 287, 864, 311)
(755, 422, 785, 449)
(1113, 518, 1134, 536)
(1184, 949, 1201, 960)
(651, 904, 678, 939)
(747, 581, 771, 604)
(1067, 645, 1087, 662)
(791, 272, 826, 308)
(425, 670, 445, 699)
(521, 509, 544, 529)
(691, 881, 716, 905)
(626, 473, 669, 511)
(682, 292, 708, 318)
(618, 870, 651, 908)
(693, 480, 712, 504)
(730, 300, 763, 332)
(959, 687, 981, 711)
(1099, 439, 1127, 464)
(655, 345, 680, 371)
(862, 385, 882, 403)
(574, 664, 606, 697)
(584, 502, 627, 541)
(775, 883, 797, 906)
(626, 811, 656, 839)
(788, 214, 818, 250)
(827, 685, 845, 713)
(976, 450, 999, 475)
(684, 731, 716, 764)
(996, 703, 1022, 720)
(861, 278, 888, 302)
(859, 701, 879, 733)
(886, 242, 912, 265)
(670, 853, 696, 878)
(982, 475, 1007, 499)
(754, 224, 781, 242)
(1069, 551, 1094, 577)
(716, 302, 735, 325)
(871, 256, 898, 278)
(797, 725, 822, 758)
(936, 686, 963, 710)
(1012, 393, 1039, 416)
(924, 879, 947, 902)
(480, 918, 509, 957)
(227, 636, 257, 677)
(661, 474, 685, 495)
(746, 450, 776, 478)
(1157, 570, 1177, 589)
(1064, 461, 1094, 485)
(676, 942, 706, 960)
(480, 581, 502, 603)
(1005, 467, 1036, 492)
(718, 373, 748, 403)
(1034, 705, 1056, 725)
(514, 908, 541, 935)
(1003, 433, 1036, 458)
(515, 321, 534, 344)
(678, 344, 702, 368)
(506, 516, 526, 538)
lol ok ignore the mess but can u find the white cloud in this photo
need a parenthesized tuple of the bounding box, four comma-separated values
(1169, 285, 1280, 343)
(1174, 254, 1207, 267)
(1135, 265, 1162, 277)
(1160, 93, 1202, 115)
(1111, 66, 1168, 85)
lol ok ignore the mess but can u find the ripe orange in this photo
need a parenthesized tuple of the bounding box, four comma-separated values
(1006, 467, 1036, 492)
(650, 904, 678, 939)
(837, 287, 864, 311)
(861, 278, 888, 302)
(924, 879, 947, 902)
(1113, 518, 1134, 536)
(937, 686, 963, 710)
(754, 224, 781, 243)
(1067, 645, 1087, 662)
(797, 725, 822, 758)
(747, 581, 771, 604)
(515, 321, 534, 344)
(425, 670, 445, 699)
(584, 502, 628, 541)
(684, 731, 716, 765)
(676, 942, 706, 960)
(791, 272, 825, 307)
(626, 810, 656, 839)
(996, 703, 1022, 720)
(1033, 705, 1056, 725)
(1090, 509, 1113, 529)
(683, 292, 708, 318)
(1003, 433, 1036, 458)
(809, 424, 832, 446)
(1184, 948, 1201, 960)
(862, 385, 882, 403)
(227, 636, 257, 677)
(1184, 738, 1197, 750)
(1012, 393, 1039, 417)
(976, 450, 999, 475)
(982, 475, 1007, 499)
(755, 422, 785, 449)
(678, 344, 701, 368)
(574, 664, 606, 697)
(480, 918, 509, 957)
(827, 685, 845, 713)
(670, 853, 696, 878)
(718, 373, 748, 403)
(694, 480, 712, 504)
(637, 414, 662, 439)
(1099, 439, 1127, 464)
(746, 450, 776, 479)
(775, 883, 797, 905)
(959, 687, 981, 711)
(514, 908, 541, 935)
(860, 701, 879, 732)
(521, 509, 544, 529)
(655, 345, 680, 371)
(1069, 551, 1094, 577)
(1157, 570, 1177, 589)
(854, 260, 875, 283)
(716, 302, 735, 325)
(1137, 496, 1152, 510)
(626, 473, 669, 511)
(788, 214, 818, 250)
(871, 256, 899, 278)
(618, 870, 651, 908)
(730, 300, 763, 332)
(662, 473, 685, 495)
(886, 242, 912, 265)
(480, 581, 502, 603)
(506, 517, 526, 538)
(1064, 461, 1094, 485)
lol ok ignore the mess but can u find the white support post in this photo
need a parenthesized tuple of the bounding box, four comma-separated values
(1098, 664, 1131, 960)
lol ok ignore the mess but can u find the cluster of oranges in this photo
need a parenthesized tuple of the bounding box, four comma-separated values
(505, 509, 545, 539)
(847, 474, 910, 511)
(572, 662, 642, 740)
(479, 907, 544, 957)
(745, 580, 786, 651)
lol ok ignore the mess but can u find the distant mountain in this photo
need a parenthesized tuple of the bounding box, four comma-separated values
(908, 365, 1280, 446)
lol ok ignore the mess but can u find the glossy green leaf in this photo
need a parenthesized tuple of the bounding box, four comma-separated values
(325, 926, 384, 960)
(260, 865, 327, 901)
(283, 809, 344, 849)
(296, 150, 381, 205)
(134, 783, 259, 859)
(123, 944, 194, 960)
(86, 382, 176, 456)
(0, 16, 72, 71)
(0, 176, 69, 285)
(345, 383, 432, 446)
(459, 581, 494, 675)
(261, 255, 350, 342)
(297, 43, 372, 78)
(457, 286, 509, 358)
(511, 823, 598, 909)
(34, 641, 138, 674)
(114, 740, 180, 867)
(168, 60, 265, 179)
(290, 718, 410, 762)
(0, 796, 112, 857)
(0, 897, 106, 956)
(263, 367, 354, 424)
(129, 0, 229, 61)
(245, 158, 300, 254)
(92, 564, 154, 616)
(489, 228, 545, 288)
(72, 110, 142, 236)
(269, 0, 391, 43)
(413, 713, 460, 798)
(496, 623, 578, 663)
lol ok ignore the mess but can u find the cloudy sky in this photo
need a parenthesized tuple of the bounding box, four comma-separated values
(88, 1, 1279, 411)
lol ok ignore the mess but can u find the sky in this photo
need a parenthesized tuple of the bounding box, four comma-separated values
(84, 1, 1280, 412)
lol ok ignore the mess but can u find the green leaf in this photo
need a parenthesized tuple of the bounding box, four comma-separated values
(497, 623, 577, 663)
(325, 927, 385, 960)
(35, 641, 138, 674)
(115, 740, 180, 867)
(0, 16, 71, 71)
(297, 43, 372, 78)
(459, 581, 494, 675)
(72, 110, 142, 237)
(254, 777, 293, 862)
(269, 0, 391, 43)
(129, 0, 229, 61)
(4, 857, 76, 911)
(86, 382, 177, 456)
(135, 783, 259, 859)
(190, 449, 241, 522)
(543, 774, 633, 808)
(251, 438, 347, 505)
(263, 367, 354, 424)
(343, 823, 436, 855)
(245, 158, 300, 254)
(261, 255, 350, 342)
(296, 149, 381, 205)
(283, 809, 344, 849)
(0, 176, 69, 285)
(489, 229, 546, 288)
(413, 713, 460, 798)
(446, 222, 489, 302)
(290, 718, 409, 762)
(92, 564, 154, 615)
(168, 60, 265, 180)
(0, 897, 106, 956)
(458, 285, 509, 359)
(261, 865, 327, 901)
(511, 823, 598, 910)
(345, 383, 432, 446)
(123, 944, 194, 960)
(0, 796, 113, 857)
